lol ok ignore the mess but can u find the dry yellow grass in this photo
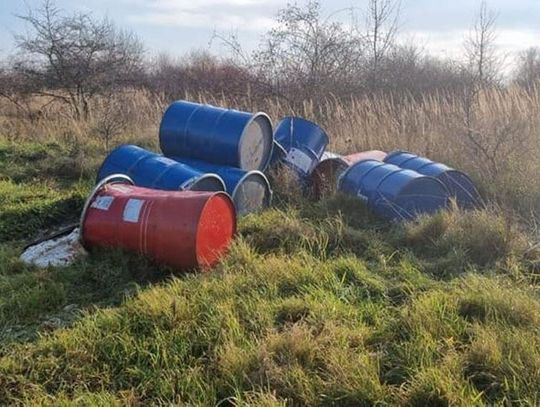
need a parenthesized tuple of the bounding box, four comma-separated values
(1, 86, 539, 218)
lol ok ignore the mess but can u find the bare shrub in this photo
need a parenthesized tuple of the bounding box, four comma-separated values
(13, 0, 144, 120)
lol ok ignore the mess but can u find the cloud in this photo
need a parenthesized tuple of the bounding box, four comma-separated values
(125, 0, 280, 31)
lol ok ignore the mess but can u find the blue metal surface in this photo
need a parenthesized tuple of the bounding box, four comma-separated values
(172, 157, 272, 215)
(273, 117, 329, 176)
(159, 100, 274, 171)
(338, 159, 450, 220)
(97, 145, 226, 192)
(384, 151, 480, 208)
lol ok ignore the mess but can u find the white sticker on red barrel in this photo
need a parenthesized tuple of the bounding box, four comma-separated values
(91, 196, 114, 210)
(285, 148, 313, 174)
(123, 199, 145, 223)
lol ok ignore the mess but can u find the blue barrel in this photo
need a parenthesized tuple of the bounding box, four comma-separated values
(384, 151, 480, 208)
(97, 145, 226, 192)
(171, 157, 272, 216)
(273, 117, 329, 176)
(159, 101, 274, 171)
(338, 159, 450, 221)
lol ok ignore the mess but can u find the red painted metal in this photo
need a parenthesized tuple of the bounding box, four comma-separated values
(80, 175, 236, 269)
(342, 150, 387, 166)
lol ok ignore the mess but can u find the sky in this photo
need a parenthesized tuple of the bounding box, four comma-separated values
(0, 0, 539, 68)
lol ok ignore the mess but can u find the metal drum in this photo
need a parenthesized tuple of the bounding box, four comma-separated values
(97, 145, 225, 192)
(338, 159, 450, 220)
(273, 117, 329, 176)
(159, 100, 274, 171)
(384, 151, 480, 208)
(309, 151, 349, 199)
(171, 157, 272, 216)
(342, 150, 387, 166)
(80, 175, 236, 269)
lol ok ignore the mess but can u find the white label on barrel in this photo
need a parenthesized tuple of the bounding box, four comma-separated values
(123, 199, 144, 223)
(91, 196, 114, 211)
(285, 148, 313, 174)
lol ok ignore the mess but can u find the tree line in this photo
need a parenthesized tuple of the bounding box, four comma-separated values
(1, 0, 539, 120)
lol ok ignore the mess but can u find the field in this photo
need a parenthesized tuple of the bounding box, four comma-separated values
(0, 88, 539, 405)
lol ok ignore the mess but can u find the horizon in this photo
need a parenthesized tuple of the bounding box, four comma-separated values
(0, 0, 539, 72)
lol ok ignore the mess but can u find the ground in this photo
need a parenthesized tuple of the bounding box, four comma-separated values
(0, 140, 539, 406)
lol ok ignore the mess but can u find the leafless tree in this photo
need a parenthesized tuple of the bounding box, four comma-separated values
(252, 0, 365, 100)
(461, 1, 505, 175)
(13, 0, 144, 119)
(464, 0, 500, 85)
(514, 47, 540, 90)
(363, 0, 401, 85)
(92, 97, 128, 150)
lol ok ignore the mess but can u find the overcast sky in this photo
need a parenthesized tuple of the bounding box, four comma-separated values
(1, 0, 539, 65)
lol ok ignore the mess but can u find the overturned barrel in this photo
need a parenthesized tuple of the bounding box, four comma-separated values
(159, 101, 274, 171)
(309, 152, 349, 199)
(274, 117, 329, 176)
(338, 159, 449, 221)
(80, 174, 236, 269)
(171, 157, 272, 216)
(384, 151, 480, 208)
(342, 150, 387, 166)
(97, 145, 225, 192)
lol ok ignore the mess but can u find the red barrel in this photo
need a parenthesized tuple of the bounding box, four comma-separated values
(80, 175, 236, 269)
(342, 150, 387, 166)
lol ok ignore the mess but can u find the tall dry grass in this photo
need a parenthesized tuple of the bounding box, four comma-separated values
(1, 86, 539, 220)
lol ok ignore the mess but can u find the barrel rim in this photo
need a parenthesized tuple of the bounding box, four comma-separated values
(79, 174, 135, 246)
(437, 168, 481, 205)
(185, 173, 227, 192)
(238, 112, 274, 171)
(195, 191, 237, 268)
(231, 170, 273, 214)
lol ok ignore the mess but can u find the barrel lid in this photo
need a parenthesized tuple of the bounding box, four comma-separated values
(238, 112, 273, 171)
(79, 174, 134, 246)
(231, 170, 272, 216)
(196, 192, 237, 268)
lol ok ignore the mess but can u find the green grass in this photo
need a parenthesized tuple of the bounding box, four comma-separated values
(0, 140, 539, 405)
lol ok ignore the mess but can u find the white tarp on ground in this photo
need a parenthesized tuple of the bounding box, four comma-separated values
(20, 228, 87, 268)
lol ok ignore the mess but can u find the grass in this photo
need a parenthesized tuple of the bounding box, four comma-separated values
(0, 87, 539, 404)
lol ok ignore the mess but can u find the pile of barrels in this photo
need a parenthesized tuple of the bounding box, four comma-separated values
(79, 100, 481, 270)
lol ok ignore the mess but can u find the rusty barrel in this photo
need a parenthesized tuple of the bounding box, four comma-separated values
(80, 174, 236, 269)
(273, 117, 329, 176)
(342, 150, 387, 166)
(309, 151, 349, 199)
(171, 157, 272, 216)
(159, 100, 274, 171)
(384, 151, 481, 208)
(97, 145, 225, 192)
